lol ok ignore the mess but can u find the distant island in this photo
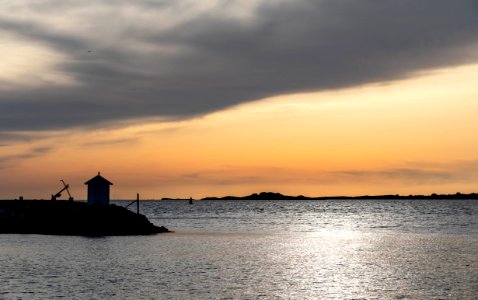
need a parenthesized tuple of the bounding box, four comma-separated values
(195, 191, 478, 200)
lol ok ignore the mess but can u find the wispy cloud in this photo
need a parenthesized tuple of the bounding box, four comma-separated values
(328, 160, 478, 185)
(0, 146, 53, 169)
(333, 168, 457, 185)
(80, 137, 139, 147)
(0, 132, 38, 143)
(153, 160, 478, 188)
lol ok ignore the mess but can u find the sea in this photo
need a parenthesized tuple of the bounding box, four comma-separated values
(0, 199, 476, 299)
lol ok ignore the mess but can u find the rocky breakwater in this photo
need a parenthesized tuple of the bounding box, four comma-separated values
(0, 200, 169, 236)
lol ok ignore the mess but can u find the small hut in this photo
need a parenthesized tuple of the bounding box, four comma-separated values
(85, 172, 113, 205)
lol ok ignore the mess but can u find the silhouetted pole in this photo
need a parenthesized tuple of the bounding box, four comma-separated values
(136, 193, 140, 214)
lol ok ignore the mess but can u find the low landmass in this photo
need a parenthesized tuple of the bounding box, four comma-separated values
(200, 191, 478, 200)
(0, 200, 169, 236)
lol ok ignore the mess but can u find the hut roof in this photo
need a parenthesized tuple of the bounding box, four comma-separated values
(84, 173, 113, 185)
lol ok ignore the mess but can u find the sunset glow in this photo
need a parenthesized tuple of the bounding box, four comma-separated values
(2, 63, 478, 199)
(2, 1, 478, 199)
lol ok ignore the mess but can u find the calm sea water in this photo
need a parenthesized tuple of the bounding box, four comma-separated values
(0, 200, 477, 299)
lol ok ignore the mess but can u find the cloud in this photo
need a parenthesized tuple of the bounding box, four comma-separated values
(0, 146, 53, 169)
(2, 0, 478, 137)
(333, 168, 457, 185)
(330, 159, 478, 185)
(149, 159, 478, 188)
(0, 132, 34, 142)
(80, 137, 139, 147)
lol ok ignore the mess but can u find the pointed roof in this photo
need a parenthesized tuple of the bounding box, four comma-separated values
(84, 172, 113, 185)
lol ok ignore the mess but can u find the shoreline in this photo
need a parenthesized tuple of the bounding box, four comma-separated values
(177, 191, 478, 201)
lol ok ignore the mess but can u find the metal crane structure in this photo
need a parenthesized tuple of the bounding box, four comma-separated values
(51, 180, 74, 201)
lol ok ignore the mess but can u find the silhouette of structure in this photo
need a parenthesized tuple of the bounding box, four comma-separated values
(0, 173, 169, 236)
(85, 172, 113, 205)
(51, 180, 73, 201)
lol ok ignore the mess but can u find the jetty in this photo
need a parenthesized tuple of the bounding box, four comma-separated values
(0, 173, 168, 236)
(0, 200, 168, 236)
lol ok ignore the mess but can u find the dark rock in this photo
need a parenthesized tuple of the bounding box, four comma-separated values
(0, 200, 168, 236)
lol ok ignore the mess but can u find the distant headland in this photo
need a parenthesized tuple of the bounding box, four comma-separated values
(192, 191, 478, 200)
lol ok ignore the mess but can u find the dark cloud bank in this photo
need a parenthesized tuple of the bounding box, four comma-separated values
(2, 0, 478, 138)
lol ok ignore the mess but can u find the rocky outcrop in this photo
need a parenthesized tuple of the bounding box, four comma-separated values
(0, 200, 168, 236)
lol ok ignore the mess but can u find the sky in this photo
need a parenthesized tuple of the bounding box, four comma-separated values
(2, 0, 478, 199)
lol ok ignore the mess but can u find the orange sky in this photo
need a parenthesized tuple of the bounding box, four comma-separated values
(2, 64, 478, 199)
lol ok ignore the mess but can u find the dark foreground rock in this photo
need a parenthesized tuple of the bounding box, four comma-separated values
(0, 200, 168, 236)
